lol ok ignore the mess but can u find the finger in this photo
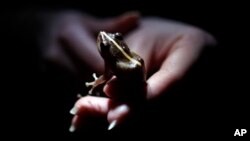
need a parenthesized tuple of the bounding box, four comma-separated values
(91, 11, 140, 34)
(69, 96, 131, 131)
(72, 96, 110, 117)
(60, 22, 104, 73)
(69, 96, 110, 131)
(69, 115, 79, 132)
(147, 36, 205, 100)
(104, 76, 146, 101)
(107, 103, 130, 130)
(103, 76, 119, 98)
(45, 42, 77, 73)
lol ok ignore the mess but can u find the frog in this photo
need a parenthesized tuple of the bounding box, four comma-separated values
(85, 31, 145, 96)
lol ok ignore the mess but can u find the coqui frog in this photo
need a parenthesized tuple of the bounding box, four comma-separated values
(85, 31, 145, 95)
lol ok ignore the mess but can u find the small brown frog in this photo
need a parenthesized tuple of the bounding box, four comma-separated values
(85, 31, 145, 95)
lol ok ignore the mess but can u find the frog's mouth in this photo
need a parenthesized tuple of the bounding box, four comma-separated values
(96, 31, 103, 51)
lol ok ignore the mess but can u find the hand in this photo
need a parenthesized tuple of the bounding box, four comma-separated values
(124, 17, 216, 100)
(38, 10, 139, 77)
(69, 16, 216, 132)
(37, 11, 141, 131)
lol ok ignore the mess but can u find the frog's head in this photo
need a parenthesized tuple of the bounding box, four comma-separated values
(97, 31, 130, 61)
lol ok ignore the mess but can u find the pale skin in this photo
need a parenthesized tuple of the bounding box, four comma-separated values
(39, 11, 216, 131)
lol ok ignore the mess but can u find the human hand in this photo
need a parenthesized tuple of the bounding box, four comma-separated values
(36, 10, 141, 131)
(69, 16, 216, 132)
(38, 10, 139, 77)
(123, 17, 216, 100)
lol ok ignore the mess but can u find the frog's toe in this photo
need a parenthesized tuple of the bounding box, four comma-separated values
(85, 82, 94, 87)
(92, 73, 98, 80)
(88, 89, 93, 95)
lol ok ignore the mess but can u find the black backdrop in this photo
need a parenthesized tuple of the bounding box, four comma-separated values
(2, 1, 249, 140)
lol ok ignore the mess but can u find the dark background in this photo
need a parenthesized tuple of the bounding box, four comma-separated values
(2, 0, 249, 139)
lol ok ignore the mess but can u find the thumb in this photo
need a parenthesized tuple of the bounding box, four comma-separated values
(92, 11, 140, 34)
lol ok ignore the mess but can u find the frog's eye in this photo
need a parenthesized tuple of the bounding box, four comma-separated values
(114, 32, 123, 40)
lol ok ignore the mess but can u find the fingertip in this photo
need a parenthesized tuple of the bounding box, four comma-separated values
(115, 11, 140, 33)
(107, 104, 130, 124)
(146, 82, 154, 100)
(69, 124, 76, 132)
(120, 11, 141, 21)
(103, 84, 110, 97)
(103, 76, 118, 98)
(146, 70, 178, 100)
(74, 96, 110, 116)
(69, 106, 79, 115)
(69, 115, 79, 133)
(107, 120, 117, 130)
(69, 96, 111, 132)
(101, 11, 140, 34)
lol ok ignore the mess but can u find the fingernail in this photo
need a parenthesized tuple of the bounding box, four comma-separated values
(114, 104, 129, 114)
(69, 124, 75, 132)
(108, 120, 117, 130)
(69, 106, 78, 115)
(77, 93, 82, 98)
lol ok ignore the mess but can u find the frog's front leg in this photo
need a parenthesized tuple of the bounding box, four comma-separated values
(85, 73, 108, 95)
(85, 73, 98, 87)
